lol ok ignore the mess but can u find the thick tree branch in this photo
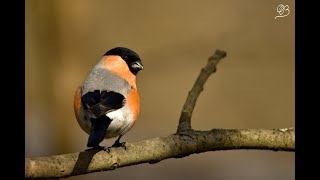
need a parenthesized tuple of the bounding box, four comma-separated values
(177, 50, 226, 132)
(25, 49, 295, 179)
(25, 128, 294, 179)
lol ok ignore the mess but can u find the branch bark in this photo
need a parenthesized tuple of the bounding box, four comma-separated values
(25, 128, 294, 179)
(25, 49, 295, 179)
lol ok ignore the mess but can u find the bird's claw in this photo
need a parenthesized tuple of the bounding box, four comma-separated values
(112, 141, 127, 150)
(103, 147, 111, 153)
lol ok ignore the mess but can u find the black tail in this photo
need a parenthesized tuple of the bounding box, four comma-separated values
(87, 116, 112, 147)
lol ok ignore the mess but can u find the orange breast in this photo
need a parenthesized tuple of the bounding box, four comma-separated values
(74, 85, 82, 121)
(127, 88, 140, 127)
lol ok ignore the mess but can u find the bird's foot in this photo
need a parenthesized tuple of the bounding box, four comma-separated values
(112, 141, 127, 150)
(103, 147, 112, 153)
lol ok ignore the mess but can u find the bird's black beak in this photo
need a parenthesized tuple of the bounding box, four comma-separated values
(131, 61, 144, 71)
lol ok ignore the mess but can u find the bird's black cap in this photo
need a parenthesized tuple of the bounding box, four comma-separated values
(104, 47, 143, 75)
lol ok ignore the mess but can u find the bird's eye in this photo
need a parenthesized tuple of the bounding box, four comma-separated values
(123, 56, 128, 60)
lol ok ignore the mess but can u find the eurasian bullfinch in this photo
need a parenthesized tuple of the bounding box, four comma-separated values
(74, 47, 143, 149)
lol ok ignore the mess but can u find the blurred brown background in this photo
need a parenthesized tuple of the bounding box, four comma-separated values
(25, 0, 295, 180)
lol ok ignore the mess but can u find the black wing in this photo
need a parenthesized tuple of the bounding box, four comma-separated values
(81, 90, 125, 118)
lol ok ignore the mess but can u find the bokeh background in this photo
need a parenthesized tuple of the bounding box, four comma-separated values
(25, 0, 295, 180)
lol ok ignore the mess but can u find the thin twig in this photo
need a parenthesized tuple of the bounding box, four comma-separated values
(177, 50, 227, 132)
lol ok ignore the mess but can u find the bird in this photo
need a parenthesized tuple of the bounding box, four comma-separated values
(73, 47, 143, 149)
